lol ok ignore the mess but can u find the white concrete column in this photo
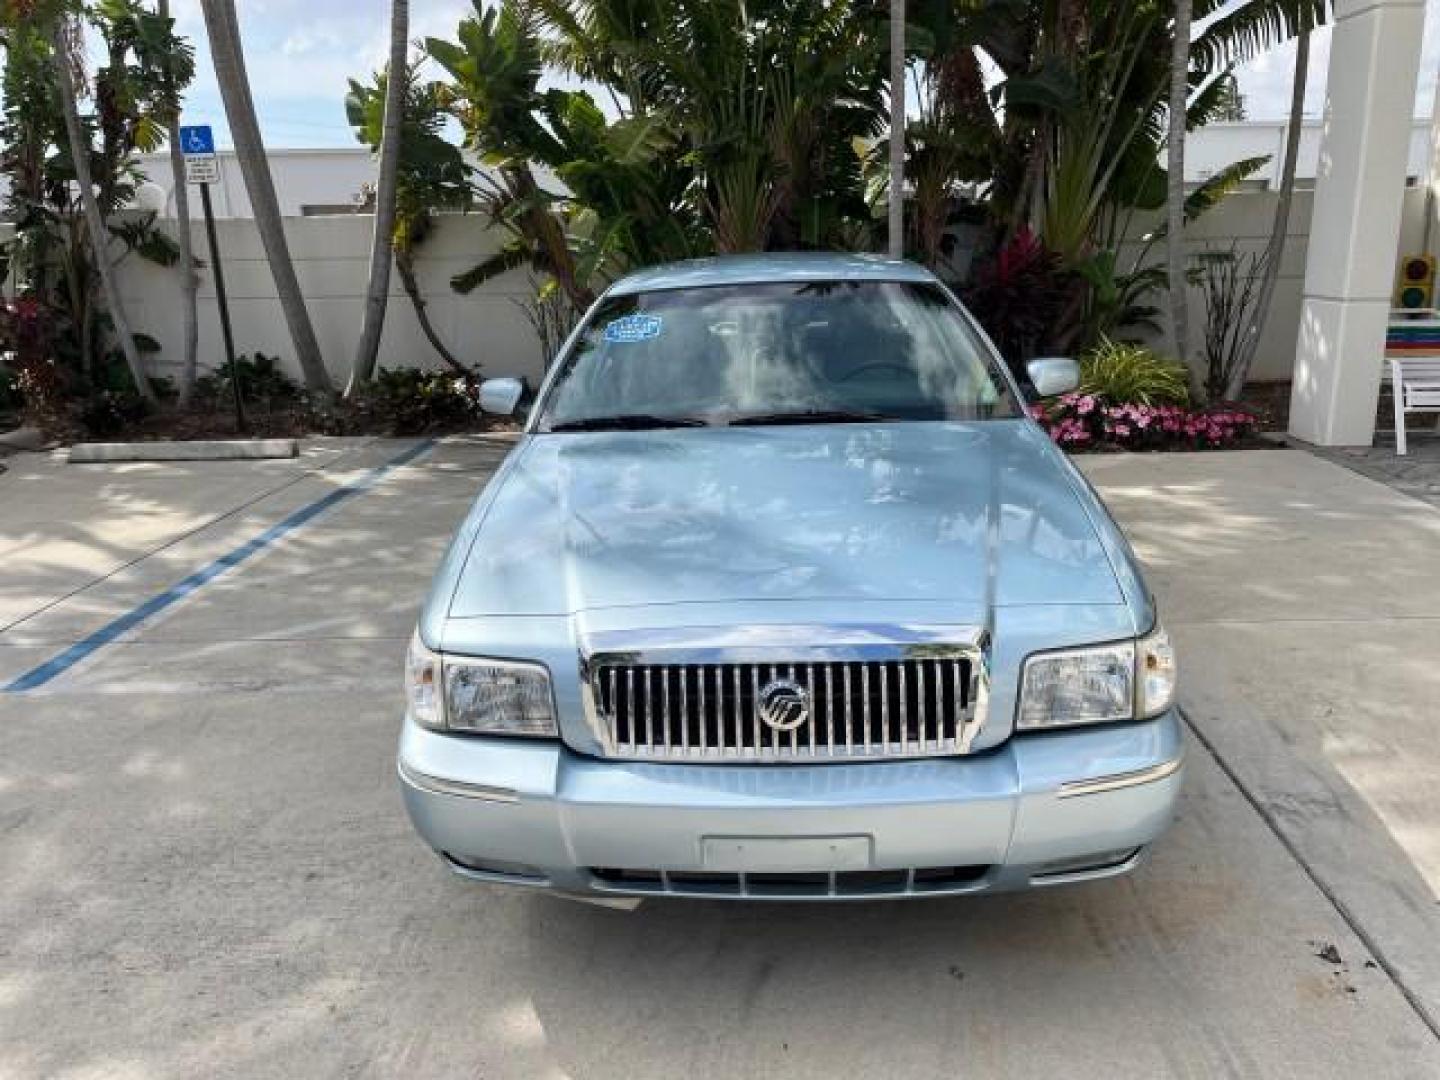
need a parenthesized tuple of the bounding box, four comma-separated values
(1424, 41, 1440, 252)
(1289, 0, 1425, 446)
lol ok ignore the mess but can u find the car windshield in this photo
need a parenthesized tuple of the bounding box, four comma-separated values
(536, 280, 1020, 430)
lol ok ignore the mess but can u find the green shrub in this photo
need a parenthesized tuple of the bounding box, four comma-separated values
(194, 352, 301, 409)
(351, 367, 479, 435)
(96, 355, 177, 404)
(78, 390, 151, 437)
(1078, 338, 1190, 407)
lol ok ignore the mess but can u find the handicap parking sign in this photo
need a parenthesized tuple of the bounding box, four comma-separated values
(179, 125, 215, 156)
(178, 125, 219, 185)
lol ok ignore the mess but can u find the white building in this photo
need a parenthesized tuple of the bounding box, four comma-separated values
(1187, 118, 1437, 191)
(129, 149, 566, 220)
(126, 120, 1436, 222)
(135, 148, 376, 219)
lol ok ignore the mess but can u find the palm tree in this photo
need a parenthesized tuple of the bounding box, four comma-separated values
(198, 0, 333, 400)
(1187, 0, 1327, 399)
(348, 0, 409, 396)
(888, 0, 906, 258)
(1166, 0, 1191, 365)
(48, 14, 156, 403)
(345, 66, 474, 378)
(157, 0, 198, 407)
(1222, 21, 1312, 399)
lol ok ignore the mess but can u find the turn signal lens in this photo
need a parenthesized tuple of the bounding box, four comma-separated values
(1138, 623, 1177, 717)
(406, 631, 444, 730)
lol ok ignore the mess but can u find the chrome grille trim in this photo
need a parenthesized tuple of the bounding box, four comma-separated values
(581, 627, 990, 763)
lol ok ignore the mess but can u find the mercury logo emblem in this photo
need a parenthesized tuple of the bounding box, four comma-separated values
(758, 678, 810, 732)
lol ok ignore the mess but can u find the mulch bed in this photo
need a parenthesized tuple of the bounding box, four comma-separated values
(1239, 381, 1291, 432)
(30, 405, 519, 444)
(1240, 379, 1407, 436)
(1070, 434, 1281, 455)
(7, 381, 1305, 447)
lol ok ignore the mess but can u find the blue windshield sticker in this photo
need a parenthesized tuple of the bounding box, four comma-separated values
(604, 314, 663, 343)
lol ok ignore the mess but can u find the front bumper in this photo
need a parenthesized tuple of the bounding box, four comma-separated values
(398, 711, 1184, 899)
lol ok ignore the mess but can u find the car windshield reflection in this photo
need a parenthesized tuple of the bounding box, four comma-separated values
(537, 281, 1020, 432)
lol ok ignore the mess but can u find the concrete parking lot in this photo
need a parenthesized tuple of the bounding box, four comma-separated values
(2, 437, 1439, 1078)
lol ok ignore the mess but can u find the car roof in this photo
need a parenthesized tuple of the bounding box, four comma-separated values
(605, 253, 938, 297)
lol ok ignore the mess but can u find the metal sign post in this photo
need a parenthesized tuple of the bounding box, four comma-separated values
(179, 125, 245, 432)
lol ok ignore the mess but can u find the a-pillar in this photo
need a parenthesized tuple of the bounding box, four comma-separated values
(1289, 0, 1426, 446)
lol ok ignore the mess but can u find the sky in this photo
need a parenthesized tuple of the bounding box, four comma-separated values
(1237, 4, 1440, 121)
(167, 0, 1440, 150)
(166, 0, 475, 148)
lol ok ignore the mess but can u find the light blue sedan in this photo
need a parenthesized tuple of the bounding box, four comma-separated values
(400, 253, 1183, 900)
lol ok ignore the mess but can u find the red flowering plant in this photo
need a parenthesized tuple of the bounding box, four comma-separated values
(0, 297, 65, 417)
(1029, 393, 1258, 452)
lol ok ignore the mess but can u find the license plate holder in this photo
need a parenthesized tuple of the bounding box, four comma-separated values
(701, 836, 872, 872)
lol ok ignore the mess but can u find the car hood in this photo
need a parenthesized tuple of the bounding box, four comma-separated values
(446, 421, 1125, 618)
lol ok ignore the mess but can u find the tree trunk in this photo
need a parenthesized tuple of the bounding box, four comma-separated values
(50, 19, 156, 404)
(396, 252, 471, 378)
(159, 0, 200, 408)
(1224, 27, 1309, 402)
(347, 0, 409, 397)
(887, 0, 906, 258)
(503, 165, 592, 311)
(199, 0, 334, 401)
(1165, 0, 1192, 366)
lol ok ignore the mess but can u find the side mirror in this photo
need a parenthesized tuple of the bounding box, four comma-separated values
(1026, 357, 1080, 398)
(478, 377, 525, 417)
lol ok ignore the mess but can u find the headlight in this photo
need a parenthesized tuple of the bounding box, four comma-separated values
(1019, 641, 1136, 730)
(1018, 623, 1178, 731)
(405, 632, 559, 737)
(444, 657, 558, 736)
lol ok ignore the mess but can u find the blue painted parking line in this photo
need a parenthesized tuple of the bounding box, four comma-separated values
(3, 439, 436, 693)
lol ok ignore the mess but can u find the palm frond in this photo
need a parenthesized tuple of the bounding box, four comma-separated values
(451, 243, 534, 294)
(109, 214, 179, 266)
(1139, 153, 1271, 250)
(1184, 153, 1271, 224)
(1187, 69, 1240, 131)
(1191, 0, 1328, 71)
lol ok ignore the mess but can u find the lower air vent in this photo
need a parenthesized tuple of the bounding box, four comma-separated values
(590, 865, 991, 897)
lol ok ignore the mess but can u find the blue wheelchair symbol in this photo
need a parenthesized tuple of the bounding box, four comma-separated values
(179, 125, 215, 156)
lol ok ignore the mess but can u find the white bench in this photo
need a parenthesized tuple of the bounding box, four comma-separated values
(1390, 357, 1440, 455)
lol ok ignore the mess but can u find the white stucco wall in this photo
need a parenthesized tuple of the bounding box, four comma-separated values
(1123, 185, 1428, 381)
(117, 213, 553, 387)
(103, 122, 1436, 390)
(110, 185, 1430, 392)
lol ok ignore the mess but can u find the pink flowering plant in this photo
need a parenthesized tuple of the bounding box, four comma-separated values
(1029, 392, 1257, 452)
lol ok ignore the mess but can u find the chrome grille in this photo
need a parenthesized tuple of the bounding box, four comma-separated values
(588, 656, 983, 762)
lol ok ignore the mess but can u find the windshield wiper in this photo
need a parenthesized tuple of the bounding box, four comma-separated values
(546, 413, 711, 433)
(724, 408, 893, 427)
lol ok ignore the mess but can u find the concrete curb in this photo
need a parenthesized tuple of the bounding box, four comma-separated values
(69, 439, 299, 464)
